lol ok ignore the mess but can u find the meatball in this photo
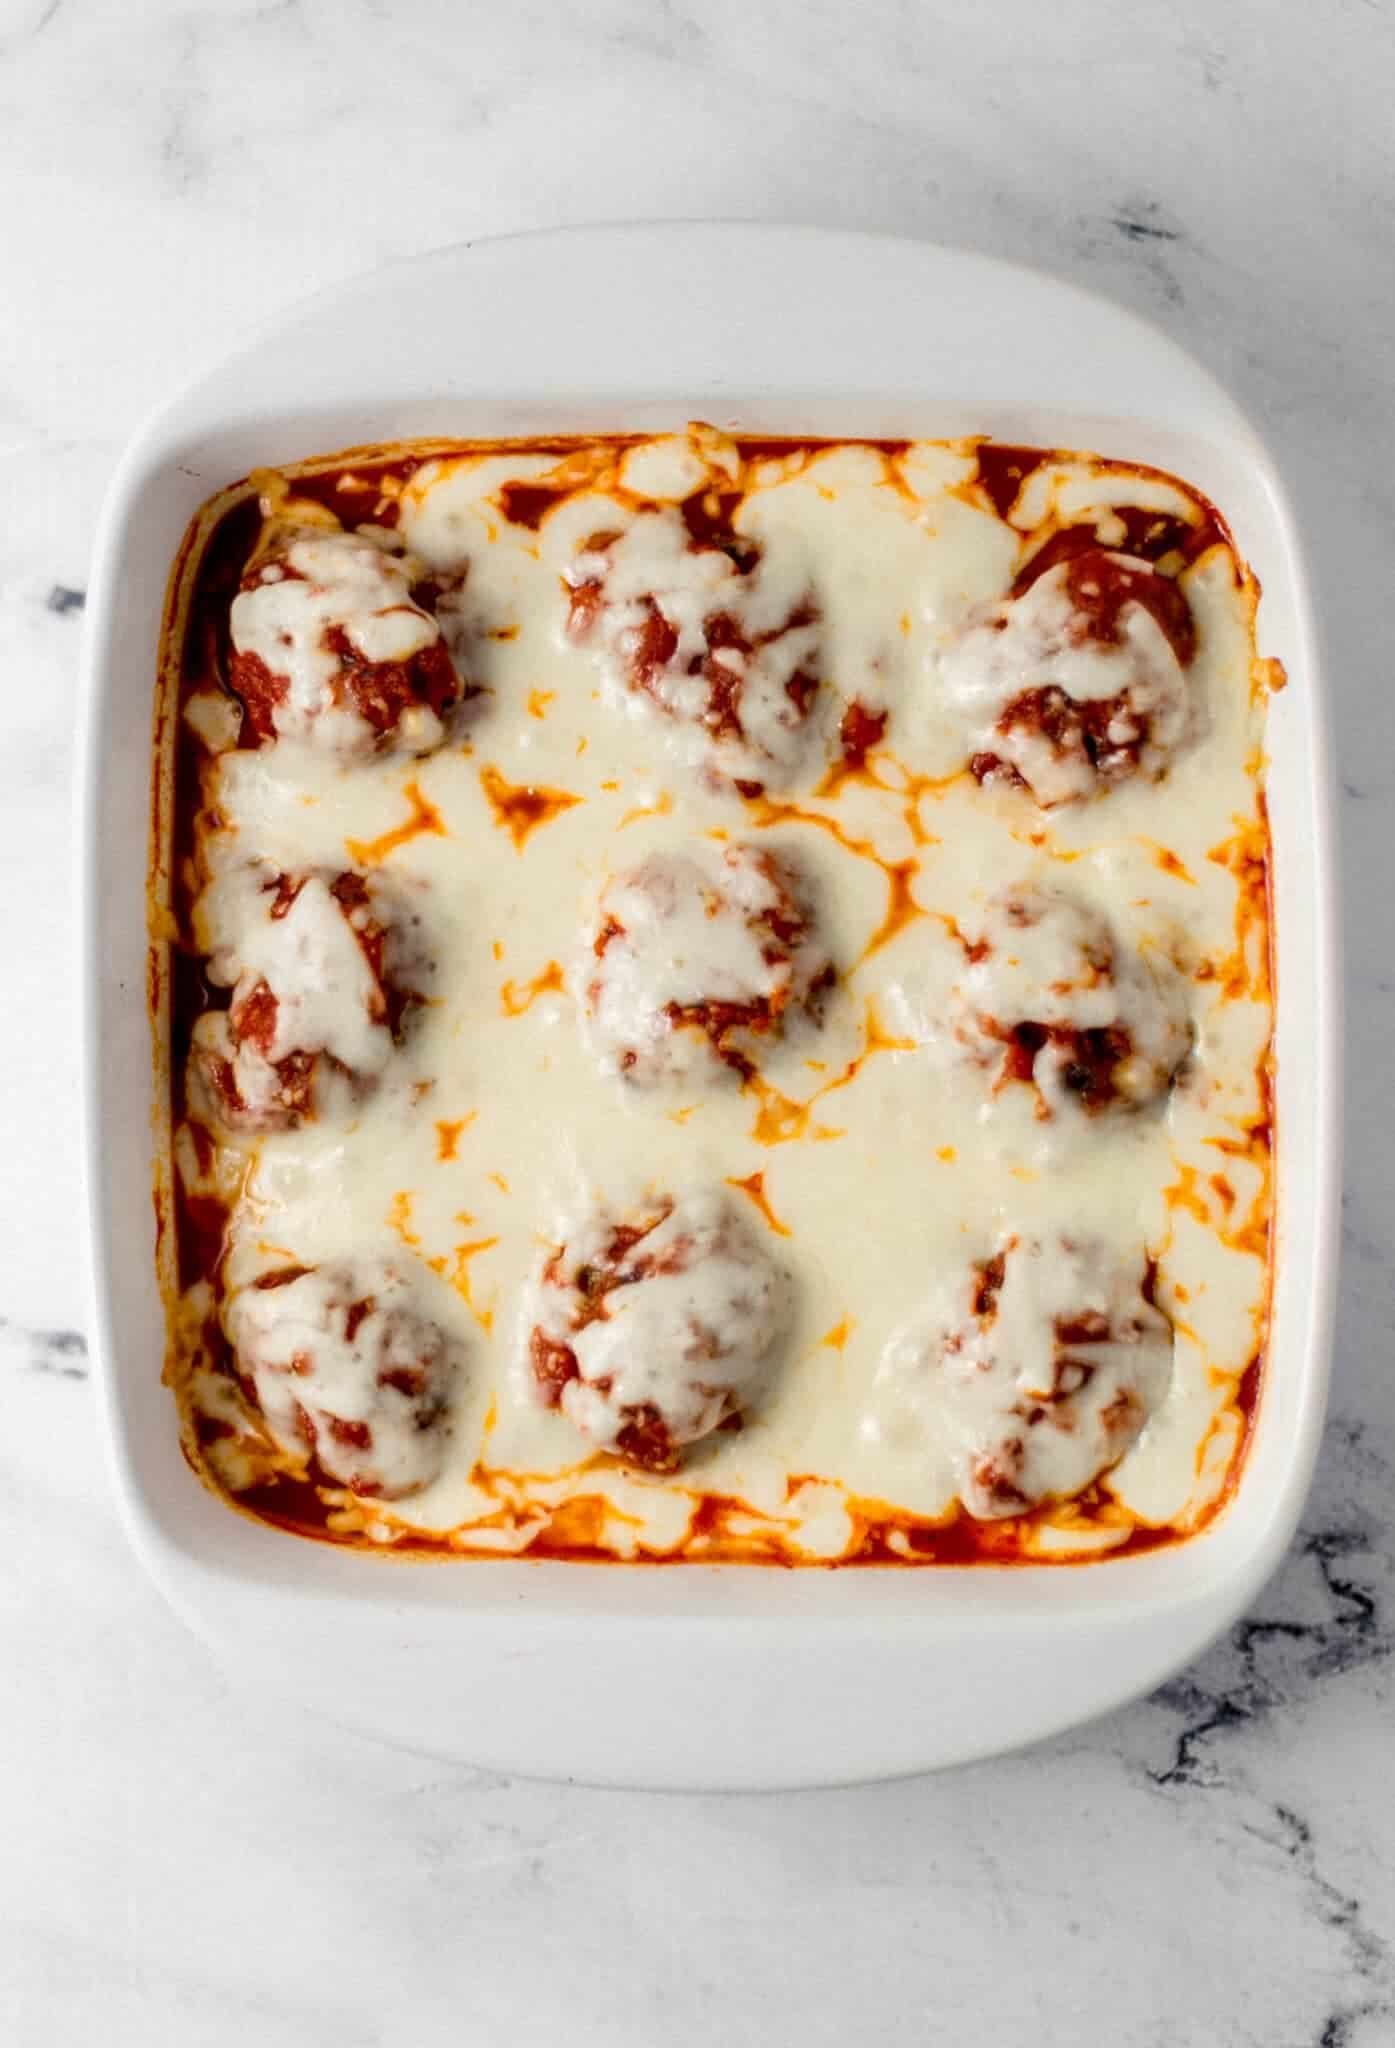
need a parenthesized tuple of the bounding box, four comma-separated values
(523, 1190, 793, 1471)
(583, 844, 834, 1087)
(564, 506, 820, 790)
(224, 1257, 458, 1499)
(229, 526, 463, 756)
(190, 861, 431, 1134)
(951, 883, 1190, 1121)
(880, 1233, 1172, 1519)
(940, 544, 1197, 805)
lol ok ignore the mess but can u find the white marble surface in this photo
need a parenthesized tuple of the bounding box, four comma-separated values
(2, 0, 1392, 2040)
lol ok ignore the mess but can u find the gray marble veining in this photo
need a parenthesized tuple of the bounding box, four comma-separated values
(2, 1, 1391, 2042)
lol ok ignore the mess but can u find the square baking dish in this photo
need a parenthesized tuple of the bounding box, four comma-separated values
(79, 223, 1339, 1788)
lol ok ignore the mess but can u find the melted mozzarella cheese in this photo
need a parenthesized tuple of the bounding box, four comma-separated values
(196, 862, 391, 1079)
(565, 507, 820, 787)
(224, 1259, 458, 1498)
(581, 844, 824, 1087)
(939, 556, 1190, 804)
(520, 1189, 793, 1456)
(230, 530, 447, 755)
(172, 432, 1272, 1561)
(866, 1235, 1172, 1518)
(953, 883, 1190, 1121)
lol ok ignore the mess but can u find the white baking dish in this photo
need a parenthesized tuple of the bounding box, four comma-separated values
(79, 224, 1339, 1789)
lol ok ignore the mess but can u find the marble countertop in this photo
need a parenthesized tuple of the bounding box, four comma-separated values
(3, 1, 1392, 2040)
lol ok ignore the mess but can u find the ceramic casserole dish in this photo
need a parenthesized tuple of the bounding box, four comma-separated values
(79, 224, 1339, 1788)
